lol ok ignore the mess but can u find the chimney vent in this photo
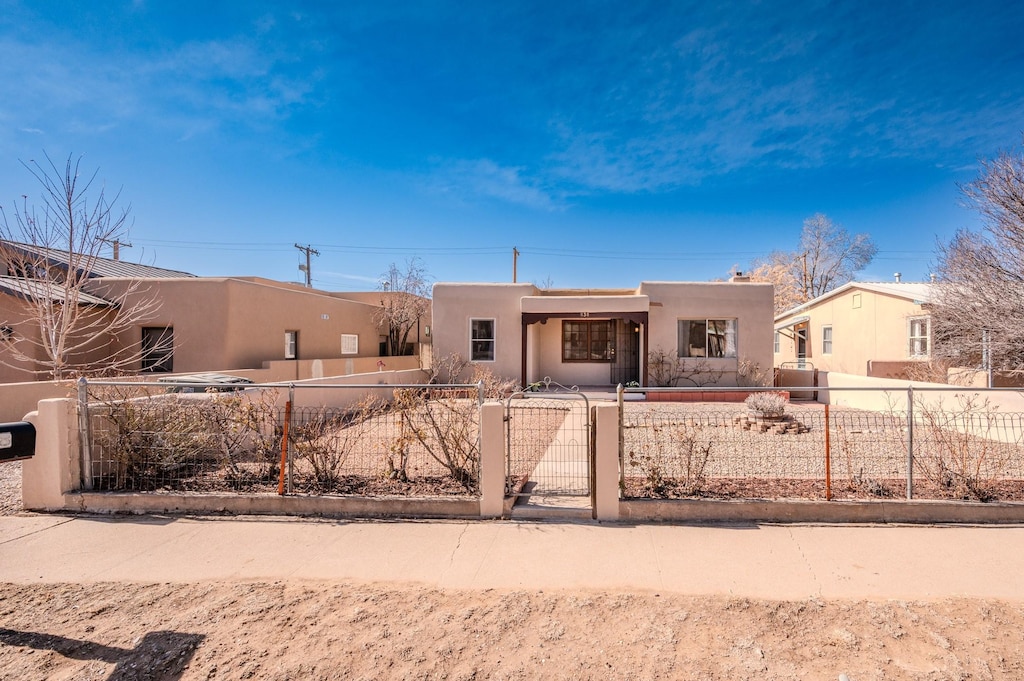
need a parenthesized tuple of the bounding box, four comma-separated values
(893, 272, 902, 283)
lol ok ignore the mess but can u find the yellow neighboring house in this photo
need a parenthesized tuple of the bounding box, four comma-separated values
(773, 281, 931, 378)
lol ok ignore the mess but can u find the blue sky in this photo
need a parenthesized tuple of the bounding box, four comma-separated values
(1, 1, 1022, 290)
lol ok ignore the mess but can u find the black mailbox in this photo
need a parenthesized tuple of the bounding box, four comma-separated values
(0, 421, 35, 462)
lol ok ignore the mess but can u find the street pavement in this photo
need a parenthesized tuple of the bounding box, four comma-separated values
(2, 514, 1023, 600)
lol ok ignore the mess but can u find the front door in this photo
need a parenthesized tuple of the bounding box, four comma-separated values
(610, 319, 640, 385)
(796, 325, 807, 369)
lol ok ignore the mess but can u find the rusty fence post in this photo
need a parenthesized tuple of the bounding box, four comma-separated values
(824, 403, 831, 500)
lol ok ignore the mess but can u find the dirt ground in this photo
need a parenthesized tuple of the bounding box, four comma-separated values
(1, 581, 1023, 680)
(5, 464, 1024, 679)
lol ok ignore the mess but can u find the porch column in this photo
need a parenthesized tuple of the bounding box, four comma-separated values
(642, 321, 649, 386)
(521, 318, 528, 387)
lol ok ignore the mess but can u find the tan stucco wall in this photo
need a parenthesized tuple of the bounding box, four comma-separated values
(639, 281, 774, 385)
(90, 277, 386, 375)
(431, 283, 537, 381)
(532, 318, 618, 386)
(774, 288, 928, 376)
(0, 292, 125, 382)
(432, 280, 774, 387)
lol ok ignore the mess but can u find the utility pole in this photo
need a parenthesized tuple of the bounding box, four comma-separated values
(294, 243, 320, 288)
(512, 247, 519, 283)
(99, 238, 132, 261)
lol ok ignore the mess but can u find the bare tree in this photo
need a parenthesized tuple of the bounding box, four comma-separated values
(931, 141, 1024, 374)
(376, 258, 430, 357)
(0, 153, 160, 379)
(750, 214, 878, 314)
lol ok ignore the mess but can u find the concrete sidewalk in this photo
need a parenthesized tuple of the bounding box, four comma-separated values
(2, 514, 1023, 600)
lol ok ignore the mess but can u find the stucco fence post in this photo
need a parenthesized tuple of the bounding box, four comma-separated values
(478, 401, 505, 518)
(22, 398, 81, 511)
(593, 402, 621, 521)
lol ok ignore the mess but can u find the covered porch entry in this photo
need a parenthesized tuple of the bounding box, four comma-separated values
(520, 293, 649, 387)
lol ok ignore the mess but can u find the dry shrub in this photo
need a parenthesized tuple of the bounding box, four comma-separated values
(912, 394, 1016, 501)
(647, 348, 724, 387)
(744, 392, 787, 417)
(90, 386, 281, 490)
(627, 418, 713, 496)
(393, 387, 479, 491)
(291, 396, 383, 490)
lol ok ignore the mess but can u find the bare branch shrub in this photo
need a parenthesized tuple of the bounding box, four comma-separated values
(393, 387, 479, 490)
(626, 418, 713, 496)
(911, 394, 1014, 501)
(647, 348, 724, 387)
(90, 386, 218, 490)
(736, 358, 771, 387)
(193, 389, 281, 487)
(744, 392, 787, 417)
(291, 396, 383, 490)
(426, 351, 518, 398)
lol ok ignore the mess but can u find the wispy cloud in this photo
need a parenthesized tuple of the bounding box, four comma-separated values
(0, 11, 326, 147)
(424, 158, 561, 210)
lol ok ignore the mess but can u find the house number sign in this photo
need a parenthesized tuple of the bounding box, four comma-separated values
(579, 312, 590, 317)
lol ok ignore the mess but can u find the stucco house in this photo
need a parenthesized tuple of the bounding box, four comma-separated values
(1, 239, 429, 382)
(86, 276, 426, 380)
(773, 281, 932, 378)
(431, 276, 774, 388)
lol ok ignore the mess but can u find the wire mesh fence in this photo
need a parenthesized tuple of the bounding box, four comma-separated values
(85, 383, 483, 497)
(505, 396, 589, 496)
(622, 401, 1024, 501)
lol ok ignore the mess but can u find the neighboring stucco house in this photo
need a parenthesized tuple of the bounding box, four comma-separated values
(773, 281, 931, 378)
(431, 276, 774, 387)
(81, 276, 427, 380)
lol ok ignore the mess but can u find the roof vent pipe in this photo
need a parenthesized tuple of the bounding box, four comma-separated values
(893, 272, 902, 283)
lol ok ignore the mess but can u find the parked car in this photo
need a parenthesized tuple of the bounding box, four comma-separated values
(156, 373, 255, 393)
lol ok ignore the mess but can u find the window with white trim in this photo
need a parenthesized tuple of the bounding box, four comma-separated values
(677, 319, 737, 358)
(285, 331, 298, 359)
(470, 318, 495, 361)
(822, 325, 833, 355)
(341, 334, 358, 355)
(773, 331, 780, 354)
(908, 316, 930, 357)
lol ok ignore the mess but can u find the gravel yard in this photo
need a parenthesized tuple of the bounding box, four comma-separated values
(0, 461, 21, 515)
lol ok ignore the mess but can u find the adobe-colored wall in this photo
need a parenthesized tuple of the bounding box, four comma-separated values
(774, 288, 928, 376)
(92, 277, 385, 374)
(431, 283, 536, 381)
(0, 291, 124, 382)
(432, 280, 774, 387)
(639, 281, 774, 385)
(533, 319, 615, 386)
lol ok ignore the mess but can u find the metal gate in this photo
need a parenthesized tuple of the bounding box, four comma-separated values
(505, 386, 591, 499)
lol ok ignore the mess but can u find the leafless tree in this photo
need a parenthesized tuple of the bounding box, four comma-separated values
(376, 258, 430, 357)
(931, 141, 1024, 373)
(0, 153, 160, 379)
(750, 214, 877, 314)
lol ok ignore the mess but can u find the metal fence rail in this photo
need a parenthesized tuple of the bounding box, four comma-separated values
(83, 380, 483, 497)
(621, 401, 1024, 501)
